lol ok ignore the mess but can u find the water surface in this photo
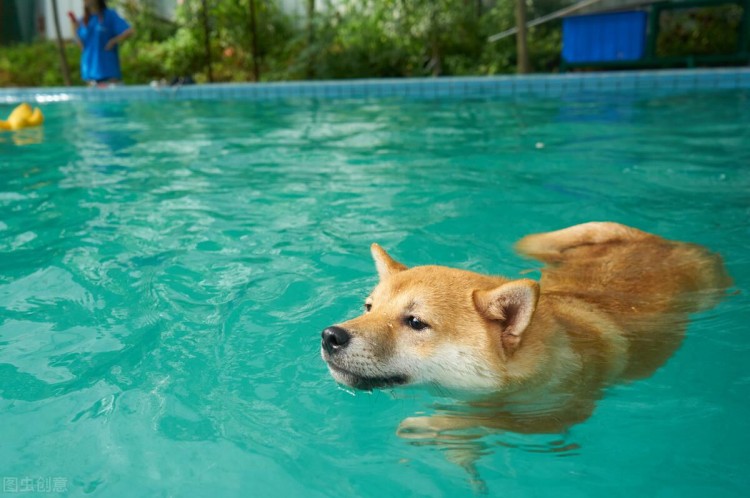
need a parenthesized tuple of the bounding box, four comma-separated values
(1, 91, 749, 496)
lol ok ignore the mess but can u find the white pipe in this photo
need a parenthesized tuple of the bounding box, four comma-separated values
(487, 0, 604, 43)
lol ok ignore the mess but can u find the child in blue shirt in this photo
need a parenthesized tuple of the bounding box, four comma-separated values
(69, 0, 134, 84)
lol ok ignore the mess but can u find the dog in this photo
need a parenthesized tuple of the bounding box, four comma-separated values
(320, 222, 731, 438)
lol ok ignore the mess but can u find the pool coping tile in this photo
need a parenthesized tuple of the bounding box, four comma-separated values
(1, 68, 748, 104)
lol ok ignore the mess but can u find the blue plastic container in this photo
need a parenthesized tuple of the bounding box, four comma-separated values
(562, 11, 648, 63)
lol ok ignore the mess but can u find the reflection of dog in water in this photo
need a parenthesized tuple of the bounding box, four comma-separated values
(321, 222, 731, 477)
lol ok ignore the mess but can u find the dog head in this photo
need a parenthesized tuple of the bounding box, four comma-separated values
(321, 244, 540, 391)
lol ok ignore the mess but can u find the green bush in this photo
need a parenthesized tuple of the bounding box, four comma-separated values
(304, 2, 418, 79)
(479, 0, 564, 74)
(6, 0, 748, 87)
(657, 5, 744, 57)
(0, 42, 83, 87)
(120, 40, 170, 84)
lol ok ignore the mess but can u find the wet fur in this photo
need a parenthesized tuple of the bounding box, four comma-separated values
(321, 222, 731, 436)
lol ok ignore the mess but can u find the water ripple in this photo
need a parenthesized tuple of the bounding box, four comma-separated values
(1, 92, 749, 496)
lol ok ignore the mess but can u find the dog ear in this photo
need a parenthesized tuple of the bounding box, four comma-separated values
(371, 243, 407, 280)
(473, 279, 539, 355)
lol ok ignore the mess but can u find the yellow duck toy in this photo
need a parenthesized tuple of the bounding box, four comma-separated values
(0, 103, 44, 131)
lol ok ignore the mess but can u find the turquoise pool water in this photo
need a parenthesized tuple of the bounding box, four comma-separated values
(1, 90, 749, 496)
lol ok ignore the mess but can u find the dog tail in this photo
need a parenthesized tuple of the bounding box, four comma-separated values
(514, 222, 651, 262)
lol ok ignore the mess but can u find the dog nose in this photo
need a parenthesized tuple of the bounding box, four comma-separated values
(321, 326, 351, 354)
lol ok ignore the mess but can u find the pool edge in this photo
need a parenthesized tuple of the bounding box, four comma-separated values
(1, 68, 749, 103)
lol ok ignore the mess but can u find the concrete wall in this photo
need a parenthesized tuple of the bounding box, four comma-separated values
(41, 0, 77, 40)
(40, 0, 176, 40)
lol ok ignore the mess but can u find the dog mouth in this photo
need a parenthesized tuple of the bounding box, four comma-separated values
(326, 362, 408, 390)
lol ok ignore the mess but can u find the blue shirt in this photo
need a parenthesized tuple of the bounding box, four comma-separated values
(77, 9, 130, 82)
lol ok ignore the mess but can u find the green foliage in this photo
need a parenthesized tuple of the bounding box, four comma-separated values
(160, 0, 296, 82)
(120, 40, 170, 84)
(656, 5, 744, 57)
(3, 0, 744, 87)
(479, 0, 564, 74)
(0, 42, 83, 87)
(118, 0, 179, 42)
(2, 0, 570, 87)
(283, 0, 539, 79)
(297, 1, 421, 79)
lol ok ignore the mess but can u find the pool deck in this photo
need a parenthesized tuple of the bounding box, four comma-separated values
(1, 68, 749, 104)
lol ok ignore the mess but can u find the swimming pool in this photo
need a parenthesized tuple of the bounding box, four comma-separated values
(1, 74, 749, 496)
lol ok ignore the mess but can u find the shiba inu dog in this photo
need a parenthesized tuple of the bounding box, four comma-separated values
(320, 222, 731, 436)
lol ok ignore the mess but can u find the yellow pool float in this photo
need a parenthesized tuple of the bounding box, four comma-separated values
(0, 103, 44, 131)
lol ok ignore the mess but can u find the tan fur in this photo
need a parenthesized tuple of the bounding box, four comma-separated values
(321, 222, 731, 436)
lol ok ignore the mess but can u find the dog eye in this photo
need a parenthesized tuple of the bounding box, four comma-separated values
(364, 303, 372, 312)
(405, 316, 428, 331)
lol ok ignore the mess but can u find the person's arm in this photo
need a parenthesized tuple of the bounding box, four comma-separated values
(104, 26, 134, 51)
(104, 11, 134, 51)
(68, 11, 83, 49)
